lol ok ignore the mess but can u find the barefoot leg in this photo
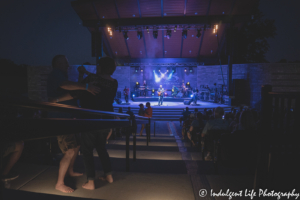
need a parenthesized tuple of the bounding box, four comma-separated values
(82, 180, 95, 190)
(99, 174, 113, 183)
(56, 149, 74, 193)
(68, 146, 83, 177)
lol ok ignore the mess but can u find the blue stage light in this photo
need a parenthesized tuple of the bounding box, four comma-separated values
(154, 71, 161, 82)
(152, 93, 154, 96)
(133, 94, 135, 97)
(167, 72, 173, 80)
(190, 95, 193, 97)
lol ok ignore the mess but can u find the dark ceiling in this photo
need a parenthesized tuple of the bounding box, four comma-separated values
(72, 0, 258, 63)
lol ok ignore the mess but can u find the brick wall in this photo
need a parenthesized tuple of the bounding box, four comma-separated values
(27, 63, 300, 108)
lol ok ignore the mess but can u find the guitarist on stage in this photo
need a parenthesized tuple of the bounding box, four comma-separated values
(157, 85, 165, 106)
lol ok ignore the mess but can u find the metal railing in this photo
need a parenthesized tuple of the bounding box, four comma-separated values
(0, 95, 153, 174)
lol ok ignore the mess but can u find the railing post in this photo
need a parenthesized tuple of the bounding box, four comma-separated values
(146, 122, 149, 146)
(154, 121, 156, 137)
(133, 130, 136, 161)
(148, 118, 151, 142)
(126, 120, 131, 172)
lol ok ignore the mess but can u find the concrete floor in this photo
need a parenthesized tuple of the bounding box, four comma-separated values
(3, 121, 256, 200)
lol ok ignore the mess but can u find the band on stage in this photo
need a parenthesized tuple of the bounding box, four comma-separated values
(126, 81, 226, 104)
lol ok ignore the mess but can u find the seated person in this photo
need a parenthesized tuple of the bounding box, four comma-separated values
(187, 112, 206, 146)
(1, 141, 24, 182)
(201, 107, 229, 161)
(180, 107, 191, 126)
(182, 113, 194, 140)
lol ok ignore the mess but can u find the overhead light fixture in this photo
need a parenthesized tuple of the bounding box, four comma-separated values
(153, 30, 158, 39)
(174, 25, 177, 32)
(167, 67, 170, 72)
(166, 30, 171, 39)
(107, 27, 112, 36)
(136, 81, 140, 85)
(135, 67, 139, 72)
(196, 29, 201, 38)
(172, 67, 176, 73)
(182, 30, 187, 39)
(184, 68, 187, 72)
(158, 68, 161, 72)
(137, 30, 143, 40)
(189, 67, 193, 73)
(124, 31, 129, 40)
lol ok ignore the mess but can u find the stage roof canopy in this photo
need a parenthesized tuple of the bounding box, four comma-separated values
(71, 0, 258, 64)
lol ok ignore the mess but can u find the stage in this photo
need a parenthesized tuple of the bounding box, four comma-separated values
(113, 98, 233, 120)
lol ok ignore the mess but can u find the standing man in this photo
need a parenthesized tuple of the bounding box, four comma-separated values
(123, 86, 129, 103)
(157, 85, 165, 106)
(47, 55, 100, 193)
(189, 87, 199, 105)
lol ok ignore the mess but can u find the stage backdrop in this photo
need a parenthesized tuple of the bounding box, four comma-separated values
(130, 66, 197, 92)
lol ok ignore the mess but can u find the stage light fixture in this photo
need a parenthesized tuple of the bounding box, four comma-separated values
(153, 30, 158, 39)
(196, 29, 201, 38)
(189, 67, 193, 73)
(190, 94, 193, 97)
(146, 26, 149, 33)
(136, 82, 139, 85)
(182, 30, 187, 39)
(152, 89, 155, 92)
(135, 67, 139, 72)
(184, 68, 187, 72)
(158, 68, 161, 72)
(133, 94, 135, 97)
(174, 25, 177, 32)
(141, 69, 143, 72)
(166, 30, 171, 39)
(186, 82, 190, 87)
(107, 27, 113, 36)
(172, 67, 176, 73)
(137, 31, 143, 40)
(124, 31, 129, 40)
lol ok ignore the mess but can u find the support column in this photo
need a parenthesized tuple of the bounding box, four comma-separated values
(226, 24, 235, 106)
(91, 27, 103, 65)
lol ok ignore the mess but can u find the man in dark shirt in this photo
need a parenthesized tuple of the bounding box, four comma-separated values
(180, 107, 191, 126)
(123, 86, 129, 103)
(47, 55, 100, 193)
